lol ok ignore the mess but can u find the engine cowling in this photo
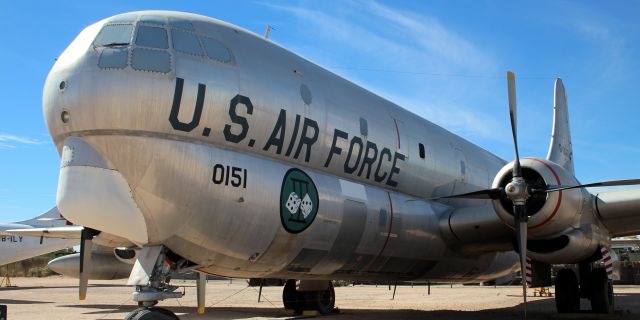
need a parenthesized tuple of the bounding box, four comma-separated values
(48, 252, 132, 280)
(492, 158, 587, 238)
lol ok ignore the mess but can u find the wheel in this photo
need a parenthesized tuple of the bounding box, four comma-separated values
(306, 283, 335, 314)
(282, 280, 302, 314)
(124, 307, 145, 320)
(131, 307, 179, 320)
(555, 268, 580, 313)
(590, 268, 614, 314)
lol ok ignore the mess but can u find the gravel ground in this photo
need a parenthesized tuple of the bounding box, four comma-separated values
(1, 276, 639, 319)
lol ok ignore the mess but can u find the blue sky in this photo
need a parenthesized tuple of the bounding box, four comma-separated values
(1, 1, 639, 222)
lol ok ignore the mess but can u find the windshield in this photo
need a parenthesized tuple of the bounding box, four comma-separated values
(94, 24, 134, 47)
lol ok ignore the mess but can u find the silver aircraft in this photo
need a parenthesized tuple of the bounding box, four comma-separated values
(24, 10, 640, 319)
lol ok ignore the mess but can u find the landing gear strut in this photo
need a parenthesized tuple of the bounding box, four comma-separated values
(282, 280, 336, 315)
(125, 246, 183, 320)
(554, 266, 614, 314)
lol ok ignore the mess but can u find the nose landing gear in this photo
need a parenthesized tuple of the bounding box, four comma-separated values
(124, 246, 186, 320)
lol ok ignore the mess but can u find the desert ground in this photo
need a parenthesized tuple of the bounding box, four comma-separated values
(1, 276, 639, 319)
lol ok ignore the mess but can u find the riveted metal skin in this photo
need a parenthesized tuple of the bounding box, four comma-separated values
(41, 11, 623, 284)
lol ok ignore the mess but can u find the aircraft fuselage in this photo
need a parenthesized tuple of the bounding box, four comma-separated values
(44, 11, 517, 282)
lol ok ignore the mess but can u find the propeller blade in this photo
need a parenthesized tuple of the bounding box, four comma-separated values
(78, 227, 99, 300)
(197, 271, 206, 314)
(531, 178, 640, 194)
(513, 205, 528, 317)
(432, 188, 503, 200)
(507, 71, 522, 178)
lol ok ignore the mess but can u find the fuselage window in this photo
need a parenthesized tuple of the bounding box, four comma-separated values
(201, 36, 233, 63)
(172, 29, 203, 56)
(359, 118, 368, 136)
(419, 143, 425, 159)
(135, 26, 169, 49)
(94, 24, 134, 47)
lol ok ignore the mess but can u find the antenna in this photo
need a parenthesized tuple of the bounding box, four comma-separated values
(264, 24, 275, 39)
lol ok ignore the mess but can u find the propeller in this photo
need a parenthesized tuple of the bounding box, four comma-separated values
(433, 72, 640, 317)
(79, 227, 99, 300)
(504, 71, 530, 316)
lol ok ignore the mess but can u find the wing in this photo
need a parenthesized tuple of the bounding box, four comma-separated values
(594, 188, 640, 237)
(6, 225, 83, 239)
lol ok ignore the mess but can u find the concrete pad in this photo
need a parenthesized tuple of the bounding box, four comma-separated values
(1, 277, 639, 319)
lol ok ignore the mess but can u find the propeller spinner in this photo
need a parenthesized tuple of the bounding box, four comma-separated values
(434, 71, 640, 316)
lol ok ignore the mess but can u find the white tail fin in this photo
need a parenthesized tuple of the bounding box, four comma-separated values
(546, 78, 574, 174)
(18, 207, 69, 227)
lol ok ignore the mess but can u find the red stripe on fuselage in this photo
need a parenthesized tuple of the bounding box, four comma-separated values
(392, 118, 401, 149)
(364, 191, 394, 271)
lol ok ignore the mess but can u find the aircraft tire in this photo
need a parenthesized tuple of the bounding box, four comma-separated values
(132, 308, 178, 320)
(125, 307, 178, 320)
(124, 307, 145, 320)
(555, 268, 580, 313)
(282, 280, 303, 314)
(590, 268, 614, 314)
(306, 283, 335, 314)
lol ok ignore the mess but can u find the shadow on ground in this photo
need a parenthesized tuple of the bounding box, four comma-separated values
(57, 294, 640, 320)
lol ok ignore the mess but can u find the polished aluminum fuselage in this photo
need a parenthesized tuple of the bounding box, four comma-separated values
(43, 11, 518, 282)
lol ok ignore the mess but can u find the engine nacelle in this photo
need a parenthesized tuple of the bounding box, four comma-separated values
(492, 158, 587, 238)
(48, 252, 132, 280)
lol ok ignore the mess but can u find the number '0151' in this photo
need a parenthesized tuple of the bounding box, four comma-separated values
(212, 164, 247, 188)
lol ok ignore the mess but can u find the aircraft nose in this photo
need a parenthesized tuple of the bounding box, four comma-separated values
(43, 21, 103, 148)
(56, 137, 149, 245)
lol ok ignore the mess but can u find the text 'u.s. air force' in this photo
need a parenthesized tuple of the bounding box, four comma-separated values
(168, 77, 405, 187)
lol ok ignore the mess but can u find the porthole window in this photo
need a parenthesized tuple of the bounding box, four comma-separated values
(171, 30, 203, 56)
(201, 36, 232, 63)
(135, 26, 168, 49)
(419, 143, 425, 159)
(94, 24, 133, 47)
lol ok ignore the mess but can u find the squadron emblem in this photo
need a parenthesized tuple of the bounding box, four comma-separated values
(280, 168, 319, 233)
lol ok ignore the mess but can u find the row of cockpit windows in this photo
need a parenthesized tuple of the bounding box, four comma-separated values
(94, 15, 234, 73)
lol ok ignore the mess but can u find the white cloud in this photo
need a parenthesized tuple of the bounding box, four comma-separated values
(0, 134, 42, 148)
(264, 1, 503, 143)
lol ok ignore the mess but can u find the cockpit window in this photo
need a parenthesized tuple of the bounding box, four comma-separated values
(98, 48, 129, 69)
(201, 37, 233, 63)
(135, 26, 168, 49)
(171, 30, 203, 56)
(140, 15, 167, 26)
(94, 24, 134, 47)
(131, 48, 171, 73)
